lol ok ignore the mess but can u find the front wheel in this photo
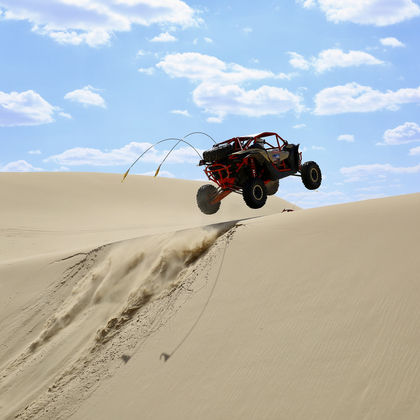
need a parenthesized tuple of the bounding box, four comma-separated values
(242, 178, 267, 209)
(196, 184, 221, 214)
(301, 161, 322, 190)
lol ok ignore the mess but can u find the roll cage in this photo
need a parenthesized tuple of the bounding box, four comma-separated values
(199, 132, 302, 203)
(213, 132, 289, 152)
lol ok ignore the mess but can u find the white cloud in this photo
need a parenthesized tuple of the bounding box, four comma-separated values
(380, 37, 405, 47)
(138, 67, 155, 75)
(64, 86, 106, 108)
(157, 52, 279, 84)
(288, 52, 310, 70)
(55, 166, 70, 172)
(157, 52, 300, 121)
(204, 37, 213, 43)
(28, 150, 41, 155)
(139, 170, 175, 177)
(150, 32, 177, 42)
(293, 123, 306, 129)
(243, 27, 253, 33)
(193, 82, 304, 121)
(409, 146, 420, 155)
(299, 0, 317, 7)
(289, 49, 383, 73)
(44, 141, 201, 167)
(340, 163, 420, 181)
(297, 0, 420, 26)
(314, 49, 383, 72)
(1, 160, 43, 172)
(355, 183, 387, 193)
(379, 122, 420, 145)
(207, 116, 223, 123)
(0, 90, 58, 127)
(355, 192, 387, 201)
(356, 185, 384, 192)
(46, 29, 111, 47)
(338, 134, 355, 142)
(274, 73, 293, 80)
(58, 111, 72, 119)
(0, 0, 198, 47)
(311, 145, 325, 150)
(170, 109, 191, 117)
(314, 82, 420, 115)
(283, 189, 348, 208)
(137, 49, 150, 57)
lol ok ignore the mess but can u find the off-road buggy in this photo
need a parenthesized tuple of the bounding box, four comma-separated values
(196, 132, 321, 214)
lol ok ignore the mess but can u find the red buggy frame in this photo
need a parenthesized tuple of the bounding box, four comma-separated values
(196, 132, 322, 214)
(201, 132, 301, 201)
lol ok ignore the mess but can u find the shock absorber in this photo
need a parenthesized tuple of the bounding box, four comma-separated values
(249, 157, 257, 178)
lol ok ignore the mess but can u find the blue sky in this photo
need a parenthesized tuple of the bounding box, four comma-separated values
(1, 0, 420, 208)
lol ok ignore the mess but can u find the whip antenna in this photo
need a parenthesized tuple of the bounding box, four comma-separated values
(121, 137, 202, 182)
(154, 140, 181, 177)
(184, 131, 216, 144)
(154, 131, 216, 177)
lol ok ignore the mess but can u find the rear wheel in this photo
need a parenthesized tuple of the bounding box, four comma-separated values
(266, 180, 279, 196)
(243, 178, 267, 209)
(196, 184, 221, 214)
(301, 161, 322, 190)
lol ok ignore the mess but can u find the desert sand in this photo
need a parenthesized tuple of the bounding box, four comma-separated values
(0, 172, 419, 419)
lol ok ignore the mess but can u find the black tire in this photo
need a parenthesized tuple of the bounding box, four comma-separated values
(242, 178, 267, 209)
(266, 180, 279, 196)
(203, 144, 234, 162)
(301, 161, 322, 190)
(196, 184, 221, 214)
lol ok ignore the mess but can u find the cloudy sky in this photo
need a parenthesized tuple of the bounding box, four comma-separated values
(1, 0, 420, 207)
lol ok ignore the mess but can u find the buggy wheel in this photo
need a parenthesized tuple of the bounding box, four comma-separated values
(301, 161, 322, 190)
(266, 180, 279, 196)
(243, 178, 267, 209)
(196, 184, 221, 214)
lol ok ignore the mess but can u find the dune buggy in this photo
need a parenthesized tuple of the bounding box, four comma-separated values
(196, 132, 321, 214)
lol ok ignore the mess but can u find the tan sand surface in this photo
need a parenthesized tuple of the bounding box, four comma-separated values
(0, 172, 297, 261)
(0, 172, 419, 419)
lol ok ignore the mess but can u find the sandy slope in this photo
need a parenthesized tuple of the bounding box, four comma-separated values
(1, 173, 419, 419)
(0, 172, 297, 419)
(0, 172, 297, 262)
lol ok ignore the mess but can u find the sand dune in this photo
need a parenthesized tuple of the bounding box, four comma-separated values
(0, 173, 419, 419)
(0, 173, 297, 261)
